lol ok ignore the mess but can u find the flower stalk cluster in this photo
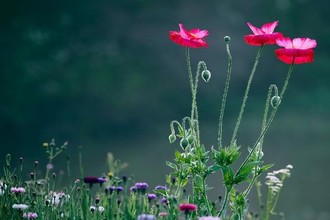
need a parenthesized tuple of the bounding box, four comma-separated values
(166, 21, 316, 219)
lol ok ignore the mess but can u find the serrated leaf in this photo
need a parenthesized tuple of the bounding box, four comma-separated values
(222, 166, 234, 186)
(175, 150, 181, 161)
(234, 161, 261, 184)
(177, 125, 185, 137)
(258, 163, 274, 174)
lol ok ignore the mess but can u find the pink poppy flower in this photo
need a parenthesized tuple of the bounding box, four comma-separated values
(275, 37, 317, 64)
(244, 21, 283, 46)
(169, 23, 208, 48)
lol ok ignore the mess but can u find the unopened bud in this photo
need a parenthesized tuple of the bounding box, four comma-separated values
(271, 96, 281, 108)
(187, 135, 195, 145)
(168, 133, 176, 143)
(180, 138, 189, 149)
(224, 36, 231, 43)
(34, 161, 39, 168)
(201, 69, 211, 83)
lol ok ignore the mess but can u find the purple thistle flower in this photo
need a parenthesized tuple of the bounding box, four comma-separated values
(83, 176, 106, 185)
(135, 182, 148, 189)
(161, 197, 168, 205)
(116, 186, 124, 193)
(147, 193, 157, 201)
(135, 182, 148, 193)
(106, 186, 116, 194)
(129, 186, 137, 192)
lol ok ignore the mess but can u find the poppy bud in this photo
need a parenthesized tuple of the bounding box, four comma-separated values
(201, 69, 211, 83)
(271, 96, 281, 108)
(180, 138, 189, 149)
(224, 36, 231, 43)
(168, 133, 176, 143)
(187, 135, 195, 145)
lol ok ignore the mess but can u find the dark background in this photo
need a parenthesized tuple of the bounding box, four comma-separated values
(1, 0, 329, 219)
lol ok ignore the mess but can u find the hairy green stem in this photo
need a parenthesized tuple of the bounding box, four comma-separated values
(186, 48, 196, 122)
(218, 42, 233, 149)
(231, 46, 264, 145)
(243, 84, 279, 199)
(218, 185, 232, 218)
(234, 63, 294, 181)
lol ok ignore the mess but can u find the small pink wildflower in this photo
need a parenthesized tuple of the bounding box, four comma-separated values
(179, 203, 197, 212)
(10, 187, 26, 193)
(23, 212, 38, 219)
(159, 212, 168, 217)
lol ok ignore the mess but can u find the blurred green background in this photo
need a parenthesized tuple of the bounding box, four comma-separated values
(1, 0, 329, 219)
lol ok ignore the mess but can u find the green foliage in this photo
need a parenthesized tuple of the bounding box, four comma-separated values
(212, 143, 241, 167)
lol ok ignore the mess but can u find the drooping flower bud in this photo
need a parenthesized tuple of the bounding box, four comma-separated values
(271, 96, 281, 108)
(187, 135, 195, 145)
(201, 69, 211, 82)
(224, 36, 231, 43)
(180, 138, 189, 149)
(168, 133, 176, 143)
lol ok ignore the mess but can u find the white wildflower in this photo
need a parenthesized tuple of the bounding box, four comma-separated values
(12, 204, 29, 210)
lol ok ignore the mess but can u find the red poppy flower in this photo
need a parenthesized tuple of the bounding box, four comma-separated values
(244, 21, 283, 46)
(179, 203, 197, 212)
(169, 23, 208, 48)
(275, 37, 317, 64)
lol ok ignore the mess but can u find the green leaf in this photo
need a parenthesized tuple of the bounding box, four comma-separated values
(181, 178, 188, 187)
(177, 125, 185, 137)
(258, 163, 274, 175)
(223, 166, 234, 186)
(166, 161, 177, 170)
(234, 161, 261, 184)
(174, 150, 181, 162)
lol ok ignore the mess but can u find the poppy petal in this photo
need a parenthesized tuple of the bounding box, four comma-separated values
(261, 21, 279, 34)
(247, 22, 264, 35)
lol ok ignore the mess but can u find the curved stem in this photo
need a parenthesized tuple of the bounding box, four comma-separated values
(231, 46, 264, 145)
(218, 42, 233, 149)
(234, 63, 294, 180)
(243, 84, 279, 198)
(194, 62, 204, 146)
